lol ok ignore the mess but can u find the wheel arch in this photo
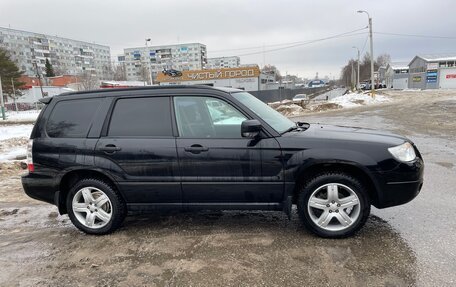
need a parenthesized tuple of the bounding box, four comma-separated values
(57, 168, 123, 215)
(292, 162, 380, 206)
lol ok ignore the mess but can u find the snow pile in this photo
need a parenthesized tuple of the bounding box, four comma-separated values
(329, 92, 390, 108)
(0, 125, 33, 162)
(0, 125, 33, 141)
(0, 147, 26, 162)
(275, 104, 306, 116)
(4, 110, 40, 122)
(268, 100, 293, 109)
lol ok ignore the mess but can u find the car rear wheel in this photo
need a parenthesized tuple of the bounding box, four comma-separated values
(66, 178, 126, 235)
(297, 172, 370, 238)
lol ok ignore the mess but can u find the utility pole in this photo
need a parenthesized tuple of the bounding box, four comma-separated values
(351, 61, 355, 91)
(145, 38, 153, 86)
(352, 46, 360, 91)
(11, 78, 18, 111)
(0, 76, 5, 120)
(32, 60, 45, 98)
(358, 10, 375, 97)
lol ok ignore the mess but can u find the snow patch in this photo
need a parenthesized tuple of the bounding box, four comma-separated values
(0, 125, 34, 141)
(329, 92, 390, 108)
(4, 110, 40, 122)
(0, 147, 26, 162)
(0, 125, 32, 162)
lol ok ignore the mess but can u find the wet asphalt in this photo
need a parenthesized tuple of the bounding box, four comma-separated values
(294, 105, 456, 286)
(0, 94, 455, 286)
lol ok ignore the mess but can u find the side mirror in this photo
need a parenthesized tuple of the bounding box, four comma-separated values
(241, 119, 262, 138)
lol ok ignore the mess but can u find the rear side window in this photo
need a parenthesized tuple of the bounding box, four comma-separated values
(108, 97, 172, 137)
(46, 98, 102, 138)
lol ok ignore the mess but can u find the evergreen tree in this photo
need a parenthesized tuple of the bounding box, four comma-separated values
(45, 58, 55, 77)
(0, 47, 25, 103)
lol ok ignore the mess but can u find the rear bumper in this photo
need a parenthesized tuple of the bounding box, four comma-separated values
(22, 172, 57, 205)
(373, 157, 424, 208)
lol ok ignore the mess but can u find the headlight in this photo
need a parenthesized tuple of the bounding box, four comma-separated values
(388, 142, 416, 162)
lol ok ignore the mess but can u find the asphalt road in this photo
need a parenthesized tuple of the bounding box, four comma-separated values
(0, 90, 455, 286)
(294, 90, 456, 286)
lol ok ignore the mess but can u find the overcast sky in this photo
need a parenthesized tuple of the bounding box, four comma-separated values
(2, 0, 456, 78)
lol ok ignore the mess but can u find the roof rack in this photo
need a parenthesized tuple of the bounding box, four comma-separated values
(56, 85, 224, 98)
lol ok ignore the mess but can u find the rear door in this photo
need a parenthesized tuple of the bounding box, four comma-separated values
(173, 95, 283, 209)
(95, 96, 180, 209)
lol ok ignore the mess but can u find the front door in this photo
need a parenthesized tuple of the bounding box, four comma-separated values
(173, 96, 283, 209)
(95, 96, 181, 209)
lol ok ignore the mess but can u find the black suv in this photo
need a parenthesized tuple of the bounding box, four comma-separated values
(22, 86, 424, 238)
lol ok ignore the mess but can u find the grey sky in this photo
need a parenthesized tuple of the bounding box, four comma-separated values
(2, 0, 456, 78)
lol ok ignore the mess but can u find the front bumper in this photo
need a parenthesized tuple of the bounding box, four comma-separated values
(373, 157, 424, 208)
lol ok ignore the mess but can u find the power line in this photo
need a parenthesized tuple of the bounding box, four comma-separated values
(209, 27, 368, 56)
(210, 41, 306, 53)
(232, 28, 369, 57)
(375, 31, 456, 40)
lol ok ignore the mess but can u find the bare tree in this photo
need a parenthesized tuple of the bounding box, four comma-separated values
(77, 71, 99, 91)
(138, 64, 149, 83)
(112, 63, 127, 81)
(376, 54, 391, 68)
(340, 53, 391, 85)
(261, 65, 282, 81)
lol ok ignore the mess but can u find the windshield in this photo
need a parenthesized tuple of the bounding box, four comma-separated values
(232, 92, 296, 133)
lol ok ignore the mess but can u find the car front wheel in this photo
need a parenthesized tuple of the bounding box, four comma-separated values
(66, 178, 126, 235)
(297, 172, 370, 238)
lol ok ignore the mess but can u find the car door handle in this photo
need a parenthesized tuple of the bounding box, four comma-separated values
(99, 144, 121, 154)
(184, 145, 209, 154)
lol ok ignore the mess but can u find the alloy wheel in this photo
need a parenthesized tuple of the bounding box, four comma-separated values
(307, 183, 361, 232)
(72, 187, 113, 229)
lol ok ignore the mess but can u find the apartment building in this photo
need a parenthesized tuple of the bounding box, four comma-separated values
(206, 56, 240, 69)
(0, 27, 111, 78)
(119, 43, 207, 82)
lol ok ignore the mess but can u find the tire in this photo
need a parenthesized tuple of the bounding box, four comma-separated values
(297, 172, 370, 238)
(66, 178, 126, 235)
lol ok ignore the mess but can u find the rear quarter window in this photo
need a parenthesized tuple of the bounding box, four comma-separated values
(46, 98, 102, 138)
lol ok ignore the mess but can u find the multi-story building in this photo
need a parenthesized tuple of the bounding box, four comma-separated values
(206, 56, 240, 69)
(0, 27, 111, 78)
(119, 43, 207, 83)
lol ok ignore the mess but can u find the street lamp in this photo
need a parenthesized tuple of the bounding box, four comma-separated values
(145, 38, 153, 85)
(357, 10, 374, 97)
(352, 46, 360, 91)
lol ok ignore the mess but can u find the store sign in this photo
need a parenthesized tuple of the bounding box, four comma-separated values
(156, 66, 261, 82)
(426, 70, 438, 83)
(446, 74, 456, 79)
(427, 63, 439, 70)
(413, 76, 422, 82)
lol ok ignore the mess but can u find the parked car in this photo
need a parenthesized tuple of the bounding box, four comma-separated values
(162, 68, 183, 77)
(22, 86, 424, 238)
(292, 94, 309, 103)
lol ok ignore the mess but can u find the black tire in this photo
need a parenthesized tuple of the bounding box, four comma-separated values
(297, 172, 370, 238)
(66, 178, 126, 235)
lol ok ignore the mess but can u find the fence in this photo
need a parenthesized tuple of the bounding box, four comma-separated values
(250, 86, 331, 103)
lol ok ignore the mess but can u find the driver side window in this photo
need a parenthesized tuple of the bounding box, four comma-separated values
(174, 96, 247, 138)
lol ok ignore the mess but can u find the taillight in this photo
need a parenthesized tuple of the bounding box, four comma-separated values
(26, 140, 34, 172)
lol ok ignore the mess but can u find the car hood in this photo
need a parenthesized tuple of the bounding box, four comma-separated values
(284, 123, 407, 146)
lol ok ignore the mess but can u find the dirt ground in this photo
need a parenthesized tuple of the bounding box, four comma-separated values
(1, 89, 455, 286)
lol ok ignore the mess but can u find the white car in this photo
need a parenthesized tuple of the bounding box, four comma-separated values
(292, 94, 309, 103)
